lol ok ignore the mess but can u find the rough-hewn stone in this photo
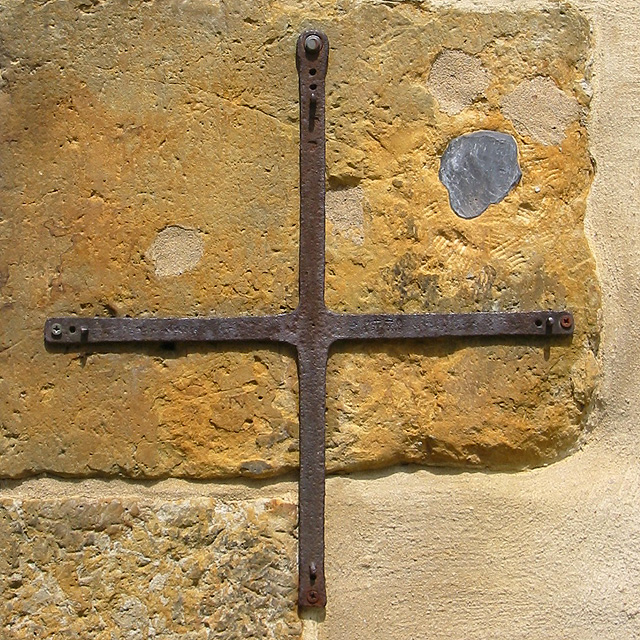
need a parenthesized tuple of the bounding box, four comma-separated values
(0, 1, 599, 477)
(0, 495, 301, 639)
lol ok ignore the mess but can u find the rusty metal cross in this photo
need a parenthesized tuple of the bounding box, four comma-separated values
(45, 30, 574, 609)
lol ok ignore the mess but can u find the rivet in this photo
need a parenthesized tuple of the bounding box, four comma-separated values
(304, 35, 322, 54)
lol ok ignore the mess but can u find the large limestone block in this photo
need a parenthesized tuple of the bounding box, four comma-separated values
(0, 495, 300, 639)
(0, 1, 599, 477)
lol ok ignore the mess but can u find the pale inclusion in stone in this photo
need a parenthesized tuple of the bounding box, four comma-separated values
(438, 130, 522, 219)
(147, 225, 204, 277)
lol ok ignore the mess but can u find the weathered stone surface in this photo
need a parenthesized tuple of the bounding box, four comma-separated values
(0, 495, 301, 639)
(0, 1, 600, 477)
(439, 130, 522, 219)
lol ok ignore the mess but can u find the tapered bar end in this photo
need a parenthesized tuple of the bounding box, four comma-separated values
(298, 565, 327, 609)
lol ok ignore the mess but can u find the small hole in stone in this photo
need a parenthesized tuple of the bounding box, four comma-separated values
(69, 325, 76, 333)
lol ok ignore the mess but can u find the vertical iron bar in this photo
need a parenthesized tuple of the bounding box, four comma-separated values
(296, 30, 330, 608)
(296, 343, 329, 608)
(297, 30, 329, 312)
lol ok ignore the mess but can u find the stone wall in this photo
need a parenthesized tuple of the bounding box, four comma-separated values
(1, 0, 638, 638)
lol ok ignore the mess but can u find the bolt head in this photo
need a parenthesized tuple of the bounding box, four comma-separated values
(51, 323, 62, 338)
(304, 35, 322, 54)
(560, 315, 573, 329)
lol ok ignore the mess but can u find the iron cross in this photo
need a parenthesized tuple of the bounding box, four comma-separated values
(45, 30, 574, 609)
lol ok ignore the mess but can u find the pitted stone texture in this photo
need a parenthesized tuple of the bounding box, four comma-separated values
(502, 77, 581, 145)
(439, 130, 522, 219)
(428, 50, 491, 115)
(0, 496, 301, 639)
(0, 1, 599, 477)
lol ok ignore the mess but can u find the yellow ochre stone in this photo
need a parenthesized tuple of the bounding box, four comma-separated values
(0, 1, 599, 478)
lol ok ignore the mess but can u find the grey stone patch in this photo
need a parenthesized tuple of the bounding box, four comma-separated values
(147, 225, 204, 277)
(438, 131, 522, 219)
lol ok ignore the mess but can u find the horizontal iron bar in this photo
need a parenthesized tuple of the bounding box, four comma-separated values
(45, 315, 296, 344)
(45, 310, 573, 345)
(328, 310, 574, 340)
